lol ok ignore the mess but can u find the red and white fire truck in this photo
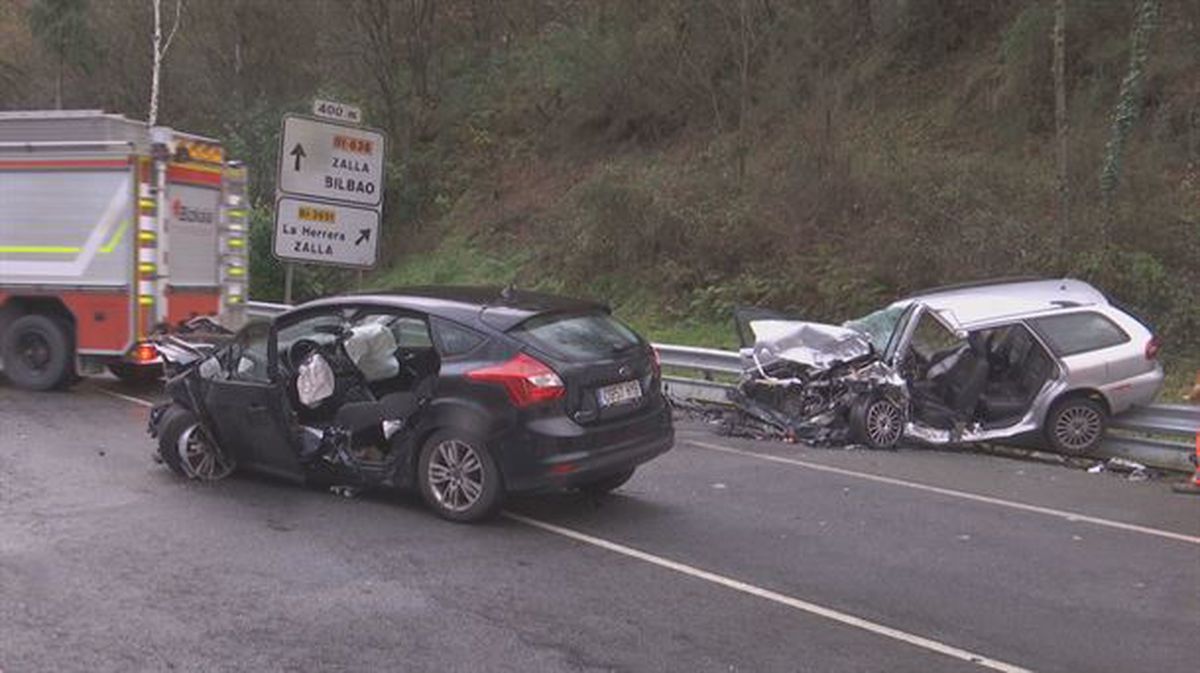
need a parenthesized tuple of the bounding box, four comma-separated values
(0, 110, 249, 389)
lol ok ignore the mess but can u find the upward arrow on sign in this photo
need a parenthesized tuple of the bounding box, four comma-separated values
(289, 143, 307, 171)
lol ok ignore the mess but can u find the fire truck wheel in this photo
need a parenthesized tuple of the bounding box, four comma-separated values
(1, 314, 74, 391)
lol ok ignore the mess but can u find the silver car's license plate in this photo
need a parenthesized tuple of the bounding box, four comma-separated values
(597, 380, 642, 407)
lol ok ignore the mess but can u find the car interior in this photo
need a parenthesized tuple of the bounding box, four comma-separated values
(277, 309, 441, 464)
(904, 313, 1055, 430)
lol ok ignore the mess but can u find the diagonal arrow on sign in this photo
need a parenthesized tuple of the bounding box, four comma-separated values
(355, 228, 371, 246)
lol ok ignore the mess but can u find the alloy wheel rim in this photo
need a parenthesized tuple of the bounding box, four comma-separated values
(428, 439, 484, 512)
(178, 424, 234, 481)
(1054, 406, 1102, 451)
(866, 400, 904, 446)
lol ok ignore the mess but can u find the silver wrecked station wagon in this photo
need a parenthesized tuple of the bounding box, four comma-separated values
(738, 278, 1164, 455)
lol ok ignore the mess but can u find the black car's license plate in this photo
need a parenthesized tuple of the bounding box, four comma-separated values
(597, 380, 642, 407)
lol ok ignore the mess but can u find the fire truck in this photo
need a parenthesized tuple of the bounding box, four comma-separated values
(0, 110, 249, 390)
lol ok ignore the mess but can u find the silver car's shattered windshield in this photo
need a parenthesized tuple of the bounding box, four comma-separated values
(843, 303, 908, 354)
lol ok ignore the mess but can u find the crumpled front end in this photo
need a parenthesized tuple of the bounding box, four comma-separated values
(722, 316, 905, 445)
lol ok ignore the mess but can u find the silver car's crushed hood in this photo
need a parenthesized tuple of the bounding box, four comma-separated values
(741, 319, 874, 374)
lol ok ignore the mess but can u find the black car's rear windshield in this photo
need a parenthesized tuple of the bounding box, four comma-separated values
(509, 312, 642, 362)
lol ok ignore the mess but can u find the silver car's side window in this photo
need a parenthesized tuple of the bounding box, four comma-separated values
(1029, 312, 1130, 357)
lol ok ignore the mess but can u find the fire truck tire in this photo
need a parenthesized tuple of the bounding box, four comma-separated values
(1, 314, 74, 391)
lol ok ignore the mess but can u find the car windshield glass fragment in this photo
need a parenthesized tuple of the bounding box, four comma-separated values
(509, 312, 640, 362)
(844, 304, 908, 354)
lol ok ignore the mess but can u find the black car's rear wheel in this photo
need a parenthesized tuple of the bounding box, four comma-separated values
(417, 431, 503, 522)
(578, 467, 636, 496)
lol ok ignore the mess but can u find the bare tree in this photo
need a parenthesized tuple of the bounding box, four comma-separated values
(1099, 0, 1160, 231)
(1052, 0, 1068, 245)
(28, 0, 96, 109)
(148, 0, 182, 126)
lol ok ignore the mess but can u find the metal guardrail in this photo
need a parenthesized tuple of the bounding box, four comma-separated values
(245, 300, 292, 319)
(247, 301, 1198, 471)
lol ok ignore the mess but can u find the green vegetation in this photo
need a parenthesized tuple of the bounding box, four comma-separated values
(2, 1, 1196, 376)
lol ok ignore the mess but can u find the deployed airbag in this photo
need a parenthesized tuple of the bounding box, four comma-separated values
(296, 352, 336, 408)
(343, 322, 400, 382)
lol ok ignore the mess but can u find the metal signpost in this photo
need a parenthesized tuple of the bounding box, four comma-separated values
(273, 106, 387, 303)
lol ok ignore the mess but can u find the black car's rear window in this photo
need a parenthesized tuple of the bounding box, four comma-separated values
(509, 312, 641, 362)
(1029, 311, 1130, 357)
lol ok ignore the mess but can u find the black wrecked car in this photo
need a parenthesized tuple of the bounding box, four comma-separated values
(148, 286, 674, 522)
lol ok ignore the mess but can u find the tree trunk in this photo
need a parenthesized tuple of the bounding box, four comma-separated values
(1053, 0, 1068, 249)
(1099, 0, 1160, 243)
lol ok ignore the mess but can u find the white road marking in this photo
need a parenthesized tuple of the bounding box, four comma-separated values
(505, 512, 1034, 673)
(686, 439, 1200, 546)
(89, 385, 156, 408)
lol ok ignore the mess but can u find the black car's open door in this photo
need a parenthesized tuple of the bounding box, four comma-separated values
(203, 322, 305, 484)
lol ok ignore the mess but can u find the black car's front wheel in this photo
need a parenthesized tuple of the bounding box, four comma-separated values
(417, 431, 504, 523)
(157, 406, 235, 481)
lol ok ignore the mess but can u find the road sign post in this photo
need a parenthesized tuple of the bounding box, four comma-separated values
(272, 108, 387, 275)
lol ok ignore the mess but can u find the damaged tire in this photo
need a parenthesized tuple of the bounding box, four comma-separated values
(157, 406, 235, 481)
(417, 431, 503, 523)
(849, 395, 905, 450)
(1045, 396, 1107, 457)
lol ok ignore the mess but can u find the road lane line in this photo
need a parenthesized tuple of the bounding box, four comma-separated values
(505, 511, 1034, 673)
(686, 439, 1200, 546)
(89, 385, 156, 408)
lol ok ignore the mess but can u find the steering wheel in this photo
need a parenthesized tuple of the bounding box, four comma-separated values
(287, 338, 322, 373)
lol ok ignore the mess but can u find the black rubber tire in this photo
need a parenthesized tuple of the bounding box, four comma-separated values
(417, 431, 504, 523)
(1044, 396, 1108, 457)
(156, 405, 197, 477)
(848, 395, 905, 449)
(578, 467, 637, 496)
(1, 313, 73, 391)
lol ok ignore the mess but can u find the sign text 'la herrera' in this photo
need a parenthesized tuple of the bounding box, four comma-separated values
(272, 198, 379, 268)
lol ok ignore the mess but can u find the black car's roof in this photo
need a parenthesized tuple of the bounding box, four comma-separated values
(296, 285, 609, 331)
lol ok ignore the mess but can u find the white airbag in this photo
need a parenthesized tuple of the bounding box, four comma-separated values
(344, 322, 401, 382)
(296, 352, 335, 408)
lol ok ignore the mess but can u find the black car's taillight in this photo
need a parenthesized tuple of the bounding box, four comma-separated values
(466, 353, 566, 407)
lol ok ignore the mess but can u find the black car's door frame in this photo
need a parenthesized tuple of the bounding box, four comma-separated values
(202, 320, 306, 484)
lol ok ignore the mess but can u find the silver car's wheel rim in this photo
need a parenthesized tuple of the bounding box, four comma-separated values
(1054, 405, 1102, 451)
(866, 400, 904, 446)
(428, 439, 485, 513)
(178, 424, 234, 481)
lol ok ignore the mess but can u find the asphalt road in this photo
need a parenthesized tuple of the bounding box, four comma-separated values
(1, 377, 1196, 672)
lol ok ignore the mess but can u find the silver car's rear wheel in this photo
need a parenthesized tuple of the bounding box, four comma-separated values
(1046, 397, 1107, 456)
(178, 424, 235, 481)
